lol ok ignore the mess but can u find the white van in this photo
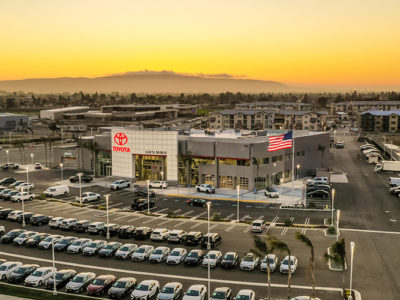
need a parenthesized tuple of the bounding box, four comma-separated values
(44, 185, 69, 197)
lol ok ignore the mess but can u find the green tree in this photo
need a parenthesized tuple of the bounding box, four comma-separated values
(324, 238, 347, 296)
(12, 140, 26, 164)
(296, 232, 316, 299)
(251, 235, 275, 300)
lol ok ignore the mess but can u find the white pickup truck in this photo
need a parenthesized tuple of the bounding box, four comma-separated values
(110, 180, 131, 190)
(11, 192, 35, 202)
(75, 192, 101, 203)
(196, 184, 216, 194)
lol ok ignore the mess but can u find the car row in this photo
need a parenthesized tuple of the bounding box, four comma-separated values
(0, 259, 257, 300)
(306, 177, 332, 198)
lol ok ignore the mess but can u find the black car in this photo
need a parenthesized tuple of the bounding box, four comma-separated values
(117, 225, 136, 239)
(45, 269, 77, 290)
(101, 224, 121, 237)
(183, 232, 203, 246)
(221, 252, 239, 269)
(7, 264, 39, 283)
(0, 208, 13, 219)
(307, 190, 330, 198)
(134, 187, 155, 197)
(0, 189, 12, 199)
(201, 233, 222, 248)
(0, 177, 16, 185)
(54, 237, 78, 251)
(108, 277, 137, 299)
(69, 173, 93, 183)
(74, 220, 91, 233)
(16, 212, 34, 224)
(306, 184, 331, 193)
(30, 214, 52, 226)
(184, 249, 205, 266)
(133, 227, 153, 240)
(1, 229, 26, 243)
(186, 198, 207, 207)
(26, 233, 50, 247)
(131, 198, 155, 211)
(98, 242, 122, 257)
(3, 190, 19, 201)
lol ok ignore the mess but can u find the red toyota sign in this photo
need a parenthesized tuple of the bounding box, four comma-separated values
(114, 132, 128, 146)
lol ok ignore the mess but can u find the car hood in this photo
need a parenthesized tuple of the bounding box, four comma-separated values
(25, 275, 40, 282)
(109, 287, 126, 294)
(88, 284, 103, 291)
(241, 261, 256, 267)
(115, 250, 129, 256)
(66, 282, 84, 289)
(182, 296, 202, 300)
(9, 273, 24, 279)
(13, 237, 25, 243)
(131, 290, 150, 297)
(150, 254, 163, 259)
(99, 249, 112, 254)
(186, 257, 199, 261)
(132, 252, 145, 258)
(83, 247, 96, 253)
(202, 258, 217, 264)
(157, 293, 175, 300)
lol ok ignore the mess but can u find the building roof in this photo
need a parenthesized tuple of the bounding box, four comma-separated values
(361, 110, 400, 116)
(334, 101, 400, 106)
(236, 101, 311, 106)
(41, 106, 89, 113)
(277, 110, 311, 116)
(215, 109, 274, 116)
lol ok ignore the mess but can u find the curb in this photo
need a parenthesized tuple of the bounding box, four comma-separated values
(166, 193, 272, 204)
(326, 247, 347, 271)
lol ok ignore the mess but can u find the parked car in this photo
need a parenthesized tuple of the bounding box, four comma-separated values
(150, 228, 170, 242)
(74, 220, 91, 233)
(30, 214, 52, 226)
(250, 220, 265, 233)
(99, 242, 122, 257)
(234, 289, 255, 300)
(221, 252, 239, 269)
(201, 250, 222, 268)
(131, 198, 156, 211)
(239, 253, 260, 271)
(157, 282, 183, 300)
(44, 185, 69, 197)
(1, 229, 26, 244)
(45, 269, 77, 290)
(34, 163, 42, 169)
(115, 243, 137, 260)
(108, 277, 137, 299)
(182, 284, 207, 300)
(131, 280, 160, 300)
(9, 181, 25, 189)
(149, 246, 170, 263)
(149, 181, 168, 189)
(26, 233, 50, 247)
(307, 190, 330, 198)
(280, 256, 298, 274)
(38, 235, 63, 250)
(59, 218, 78, 230)
(201, 233, 222, 248)
(76, 192, 101, 203)
(16, 212, 34, 224)
(168, 230, 186, 243)
(134, 186, 155, 197)
(196, 184, 215, 194)
(82, 240, 107, 256)
(184, 232, 203, 246)
(131, 245, 154, 261)
(67, 238, 92, 254)
(54, 236, 78, 251)
(0, 261, 22, 280)
(110, 180, 131, 190)
(0, 176, 17, 185)
(49, 217, 65, 229)
(24, 266, 56, 287)
(210, 287, 232, 300)
(6, 210, 23, 221)
(184, 249, 205, 266)
(87, 274, 116, 296)
(18, 182, 35, 191)
(69, 173, 93, 183)
(65, 272, 96, 293)
(87, 222, 105, 235)
(335, 141, 344, 148)
(0, 208, 13, 219)
(133, 227, 153, 240)
(186, 198, 207, 207)
(1, 163, 19, 171)
(306, 184, 331, 193)
(260, 254, 279, 272)
(7, 264, 39, 283)
(13, 231, 36, 246)
(102, 224, 121, 237)
(0, 189, 12, 199)
(3, 190, 18, 201)
(264, 187, 279, 198)
(117, 225, 136, 239)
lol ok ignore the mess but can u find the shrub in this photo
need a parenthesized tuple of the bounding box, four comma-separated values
(167, 209, 176, 218)
(327, 226, 336, 234)
(308, 201, 317, 209)
(35, 193, 46, 200)
(284, 218, 293, 227)
(212, 212, 222, 221)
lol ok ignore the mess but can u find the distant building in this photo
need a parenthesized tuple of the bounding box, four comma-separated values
(0, 113, 29, 132)
(331, 101, 400, 115)
(236, 101, 312, 111)
(361, 110, 400, 133)
(40, 106, 90, 120)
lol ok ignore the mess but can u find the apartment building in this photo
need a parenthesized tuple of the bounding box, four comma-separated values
(236, 101, 312, 111)
(361, 110, 400, 133)
(331, 101, 400, 115)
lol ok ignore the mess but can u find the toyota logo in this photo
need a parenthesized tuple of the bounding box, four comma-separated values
(114, 133, 128, 146)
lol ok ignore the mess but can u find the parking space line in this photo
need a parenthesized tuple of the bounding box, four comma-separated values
(281, 227, 289, 235)
(112, 214, 134, 221)
(190, 222, 204, 229)
(108, 203, 125, 209)
(182, 210, 194, 216)
(62, 207, 86, 214)
(223, 213, 235, 221)
(154, 208, 169, 214)
(243, 215, 263, 233)
(142, 217, 157, 225)
(262, 216, 279, 234)
(49, 204, 73, 212)
(173, 209, 181, 214)
(74, 209, 93, 216)
(301, 218, 310, 234)
(209, 223, 219, 230)
(225, 215, 250, 232)
(157, 219, 175, 226)
(190, 211, 207, 220)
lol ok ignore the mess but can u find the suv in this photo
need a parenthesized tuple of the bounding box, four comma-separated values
(101, 224, 120, 237)
(117, 225, 136, 239)
(87, 222, 105, 235)
(0, 208, 14, 219)
(49, 217, 65, 229)
(251, 220, 266, 233)
(74, 220, 91, 233)
(149, 181, 168, 189)
(183, 231, 203, 246)
(60, 218, 78, 231)
(196, 184, 216, 194)
(168, 230, 186, 243)
(133, 227, 153, 240)
(150, 228, 169, 242)
(134, 186, 155, 197)
(264, 187, 279, 198)
(131, 198, 156, 211)
(201, 233, 222, 248)
(69, 173, 93, 183)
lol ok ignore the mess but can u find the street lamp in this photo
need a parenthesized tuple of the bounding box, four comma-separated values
(6, 150, 9, 164)
(348, 241, 355, 300)
(105, 194, 110, 240)
(26, 165, 29, 183)
(160, 171, 164, 192)
(146, 179, 150, 214)
(30, 153, 34, 165)
(60, 163, 63, 181)
(331, 189, 336, 226)
(52, 239, 57, 295)
(206, 201, 211, 298)
(296, 164, 300, 181)
(336, 209, 341, 242)
(78, 173, 83, 204)
(21, 187, 26, 227)
(236, 185, 240, 222)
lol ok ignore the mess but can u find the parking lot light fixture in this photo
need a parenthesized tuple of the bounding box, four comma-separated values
(146, 179, 150, 214)
(6, 150, 9, 164)
(30, 153, 34, 165)
(26, 164, 29, 183)
(60, 163, 63, 181)
(296, 164, 300, 180)
(105, 194, 110, 240)
(336, 209, 341, 242)
(78, 173, 83, 204)
(331, 189, 336, 226)
(21, 187, 26, 227)
(52, 239, 57, 295)
(348, 241, 355, 300)
(236, 185, 240, 222)
(206, 201, 211, 299)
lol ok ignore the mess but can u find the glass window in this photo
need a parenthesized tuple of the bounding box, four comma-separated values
(237, 160, 250, 166)
(220, 176, 233, 188)
(263, 157, 269, 164)
(239, 177, 249, 190)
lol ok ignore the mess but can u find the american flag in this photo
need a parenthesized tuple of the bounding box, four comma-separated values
(268, 131, 293, 152)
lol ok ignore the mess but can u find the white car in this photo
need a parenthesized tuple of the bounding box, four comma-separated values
(131, 245, 154, 261)
(182, 284, 207, 300)
(264, 187, 279, 198)
(0, 261, 22, 280)
(157, 282, 183, 300)
(166, 248, 187, 264)
(131, 279, 160, 300)
(38, 235, 63, 249)
(115, 243, 137, 260)
(239, 253, 260, 271)
(11, 192, 35, 202)
(7, 210, 24, 221)
(195, 184, 215, 194)
(149, 247, 170, 263)
(75, 192, 101, 203)
(18, 182, 34, 190)
(150, 228, 170, 241)
(67, 238, 92, 254)
(110, 180, 131, 190)
(201, 251, 222, 268)
(290, 297, 321, 300)
(149, 181, 168, 189)
(260, 254, 279, 272)
(251, 220, 265, 233)
(280, 255, 298, 274)
(24, 266, 56, 287)
(167, 230, 186, 243)
(48, 217, 65, 229)
(235, 289, 255, 300)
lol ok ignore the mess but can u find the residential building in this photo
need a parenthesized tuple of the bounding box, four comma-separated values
(361, 110, 400, 133)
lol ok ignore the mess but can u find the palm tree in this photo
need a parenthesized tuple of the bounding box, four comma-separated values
(12, 140, 25, 164)
(77, 137, 98, 175)
(250, 235, 274, 300)
(269, 236, 292, 299)
(252, 157, 260, 191)
(179, 151, 194, 186)
(40, 137, 48, 167)
(324, 238, 346, 297)
(296, 232, 316, 299)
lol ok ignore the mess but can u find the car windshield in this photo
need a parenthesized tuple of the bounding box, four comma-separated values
(57, 239, 68, 244)
(72, 240, 83, 246)
(31, 270, 44, 277)
(17, 233, 28, 238)
(135, 248, 146, 253)
(188, 252, 199, 258)
(282, 259, 294, 265)
(161, 287, 175, 294)
(55, 273, 64, 280)
(206, 254, 216, 259)
(262, 258, 275, 264)
(43, 236, 56, 242)
(224, 254, 234, 261)
(87, 242, 98, 248)
(71, 276, 85, 283)
(212, 291, 226, 299)
(0, 265, 8, 271)
(120, 246, 131, 251)
(243, 256, 254, 262)
(103, 244, 113, 250)
(92, 279, 105, 285)
(252, 223, 262, 227)
(170, 251, 180, 256)
(236, 295, 250, 300)
(136, 284, 149, 291)
(113, 281, 127, 288)
(14, 267, 27, 274)
(186, 289, 200, 296)
(153, 249, 164, 255)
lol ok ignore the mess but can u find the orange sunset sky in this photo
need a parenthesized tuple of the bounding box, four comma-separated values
(1, 0, 399, 88)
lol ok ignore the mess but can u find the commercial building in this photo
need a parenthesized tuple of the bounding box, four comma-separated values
(40, 106, 90, 120)
(82, 128, 330, 191)
(361, 110, 400, 133)
(236, 101, 312, 111)
(0, 113, 29, 132)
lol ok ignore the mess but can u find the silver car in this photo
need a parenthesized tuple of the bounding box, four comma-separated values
(201, 251, 222, 268)
(115, 243, 137, 260)
(0, 261, 22, 280)
(131, 279, 160, 300)
(239, 253, 260, 271)
(67, 238, 92, 254)
(13, 231, 36, 246)
(260, 254, 278, 272)
(24, 266, 56, 287)
(182, 284, 207, 300)
(166, 248, 187, 265)
(149, 247, 170, 263)
(65, 272, 96, 293)
(210, 287, 232, 300)
(38, 235, 63, 249)
(82, 240, 106, 256)
(157, 282, 183, 300)
(131, 245, 154, 261)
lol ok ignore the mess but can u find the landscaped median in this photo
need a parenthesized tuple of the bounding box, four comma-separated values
(0, 281, 103, 300)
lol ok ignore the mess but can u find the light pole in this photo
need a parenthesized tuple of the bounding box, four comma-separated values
(160, 171, 164, 192)
(60, 163, 63, 181)
(206, 201, 211, 299)
(78, 173, 83, 204)
(30, 153, 34, 165)
(6, 150, 9, 164)
(26, 165, 29, 183)
(331, 189, 335, 226)
(348, 241, 355, 300)
(236, 184, 240, 222)
(146, 179, 150, 214)
(52, 239, 57, 295)
(105, 194, 110, 240)
(336, 209, 341, 242)
(296, 164, 300, 181)
(383, 136, 386, 158)
(21, 187, 26, 227)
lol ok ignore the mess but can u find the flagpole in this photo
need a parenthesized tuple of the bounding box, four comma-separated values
(291, 131, 295, 200)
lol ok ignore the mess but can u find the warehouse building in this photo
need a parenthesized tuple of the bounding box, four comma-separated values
(0, 113, 29, 132)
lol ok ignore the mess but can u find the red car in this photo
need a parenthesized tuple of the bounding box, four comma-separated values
(87, 274, 116, 296)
